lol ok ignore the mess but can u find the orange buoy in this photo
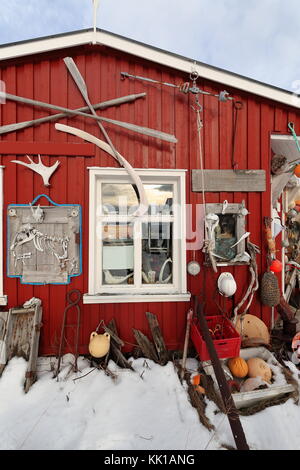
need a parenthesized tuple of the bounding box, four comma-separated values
(294, 164, 300, 178)
(269, 259, 282, 273)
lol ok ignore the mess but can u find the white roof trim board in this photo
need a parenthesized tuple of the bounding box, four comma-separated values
(0, 28, 299, 109)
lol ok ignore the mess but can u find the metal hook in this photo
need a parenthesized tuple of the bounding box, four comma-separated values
(191, 94, 203, 113)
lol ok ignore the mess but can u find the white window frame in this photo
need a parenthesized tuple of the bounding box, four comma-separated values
(0, 166, 7, 305)
(83, 167, 190, 304)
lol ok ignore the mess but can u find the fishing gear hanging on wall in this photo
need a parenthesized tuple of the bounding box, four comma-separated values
(121, 68, 245, 275)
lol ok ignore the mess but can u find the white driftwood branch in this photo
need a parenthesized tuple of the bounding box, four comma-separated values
(55, 123, 149, 217)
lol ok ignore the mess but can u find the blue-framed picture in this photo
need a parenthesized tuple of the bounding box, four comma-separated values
(7, 194, 82, 285)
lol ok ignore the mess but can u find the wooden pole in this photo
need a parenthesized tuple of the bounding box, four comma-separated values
(181, 308, 193, 379)
(0, 91, 177, 143)
(0, 93, 146, 136)
(195, 297, 249, 450)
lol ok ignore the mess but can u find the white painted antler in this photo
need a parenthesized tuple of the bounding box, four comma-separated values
(11, 154, 60, 186)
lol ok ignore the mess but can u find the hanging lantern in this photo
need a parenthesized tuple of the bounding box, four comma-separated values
(269, 259, 282, 273)
(294, 164, 300, 178)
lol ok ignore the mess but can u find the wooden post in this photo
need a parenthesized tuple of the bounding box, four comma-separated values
(181, 309, 193, 379)
(195, 297, 249, 450)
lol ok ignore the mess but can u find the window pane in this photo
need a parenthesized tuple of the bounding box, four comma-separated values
(214, 214, 237, 261)
(142, 222, 173, 284)
(102, 183, 138, 214)
(101, 183, 173, 215)
(145, 184, 173, 215)
(102, 222, 134, 285)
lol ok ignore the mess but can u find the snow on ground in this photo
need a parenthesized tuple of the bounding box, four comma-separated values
(0, 354, 300, 450)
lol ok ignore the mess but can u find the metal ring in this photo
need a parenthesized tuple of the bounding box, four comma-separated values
(66, 289, 81, 306)
(190, 70, 199, 82)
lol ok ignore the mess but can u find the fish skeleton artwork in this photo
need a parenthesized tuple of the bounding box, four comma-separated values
(11, 154, 60, 186)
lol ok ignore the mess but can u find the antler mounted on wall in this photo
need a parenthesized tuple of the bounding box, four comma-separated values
(11, 154, 60, 186)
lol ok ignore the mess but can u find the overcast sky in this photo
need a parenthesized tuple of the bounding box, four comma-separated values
(0, 0, 299, 92)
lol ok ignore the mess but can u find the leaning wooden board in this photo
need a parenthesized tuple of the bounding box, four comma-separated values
(192, 169, 266, 192)
(0, 302, 43, 393)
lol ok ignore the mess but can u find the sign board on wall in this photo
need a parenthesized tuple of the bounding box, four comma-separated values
(7, 194, 82, 285)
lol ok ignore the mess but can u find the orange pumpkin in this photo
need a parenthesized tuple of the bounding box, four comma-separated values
(294, 164, 300, 178)
(227, 357, 249, 378)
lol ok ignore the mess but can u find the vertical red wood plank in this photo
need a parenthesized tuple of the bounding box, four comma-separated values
(64, 54, 87, 353)
(32, 59, 51, 353)
(260, 101, 274, 326)
(1, 66, 18, 309)
(15, 63, 34, 305)
(197, 84, 220, 315)
(147, 66, 162, 169)
(247, 97, 262, 318)
(46, 57, 69, 355)
(173, 75, 190, 349)
(133, 62, 149, 170)
(218, 89, 234, 316)
(161, 70, 175, 169)
(232, 94, 248, 317)
(274, 107, 288, 133)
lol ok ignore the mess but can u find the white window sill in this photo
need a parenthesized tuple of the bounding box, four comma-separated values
(0, 295, 7, 306)
(83, 292, 191, 304)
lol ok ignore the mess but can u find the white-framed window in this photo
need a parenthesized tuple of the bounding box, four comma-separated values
(83, 167, 190, 304)
(0, 166, 7, 305)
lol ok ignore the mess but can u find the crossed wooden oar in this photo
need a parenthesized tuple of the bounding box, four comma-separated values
(0, 88, 177, 143)
(1, 57, 178, 217)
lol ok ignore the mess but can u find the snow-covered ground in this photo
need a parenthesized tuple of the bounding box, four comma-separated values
(0, 354, 299, 451)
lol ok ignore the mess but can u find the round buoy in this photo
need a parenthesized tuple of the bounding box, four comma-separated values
(269, 259, 282, 273)
(294, 164, 300, 178)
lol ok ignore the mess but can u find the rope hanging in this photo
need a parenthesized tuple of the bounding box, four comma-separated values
(288, 122, 300, 153)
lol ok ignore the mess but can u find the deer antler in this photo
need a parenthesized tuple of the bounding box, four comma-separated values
(11, 154, 60, 186)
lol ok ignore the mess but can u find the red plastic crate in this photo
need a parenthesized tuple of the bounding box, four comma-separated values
(190, 315, 241, 361)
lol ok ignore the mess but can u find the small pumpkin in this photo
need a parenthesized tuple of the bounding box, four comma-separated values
(227, 357, 249, 378)
(247, 357, 272, 383)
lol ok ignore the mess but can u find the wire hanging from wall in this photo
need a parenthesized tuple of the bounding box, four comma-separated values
(231, 100, 244, 170)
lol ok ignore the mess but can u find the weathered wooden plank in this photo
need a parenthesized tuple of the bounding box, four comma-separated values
(145, 312, 168, 365)
(103, 321, 125, 348)
(192, 169, 266, 192)
(105, 319, 134, 370)
(0, 302, 43, 392)
(24, 303, 43, 393)
(132, 328, 159, 363)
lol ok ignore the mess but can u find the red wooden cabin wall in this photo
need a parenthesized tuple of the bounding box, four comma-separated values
(0, 44, 299, 356)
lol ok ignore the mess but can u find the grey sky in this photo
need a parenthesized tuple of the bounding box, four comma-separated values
(0, 0, 299, 92)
